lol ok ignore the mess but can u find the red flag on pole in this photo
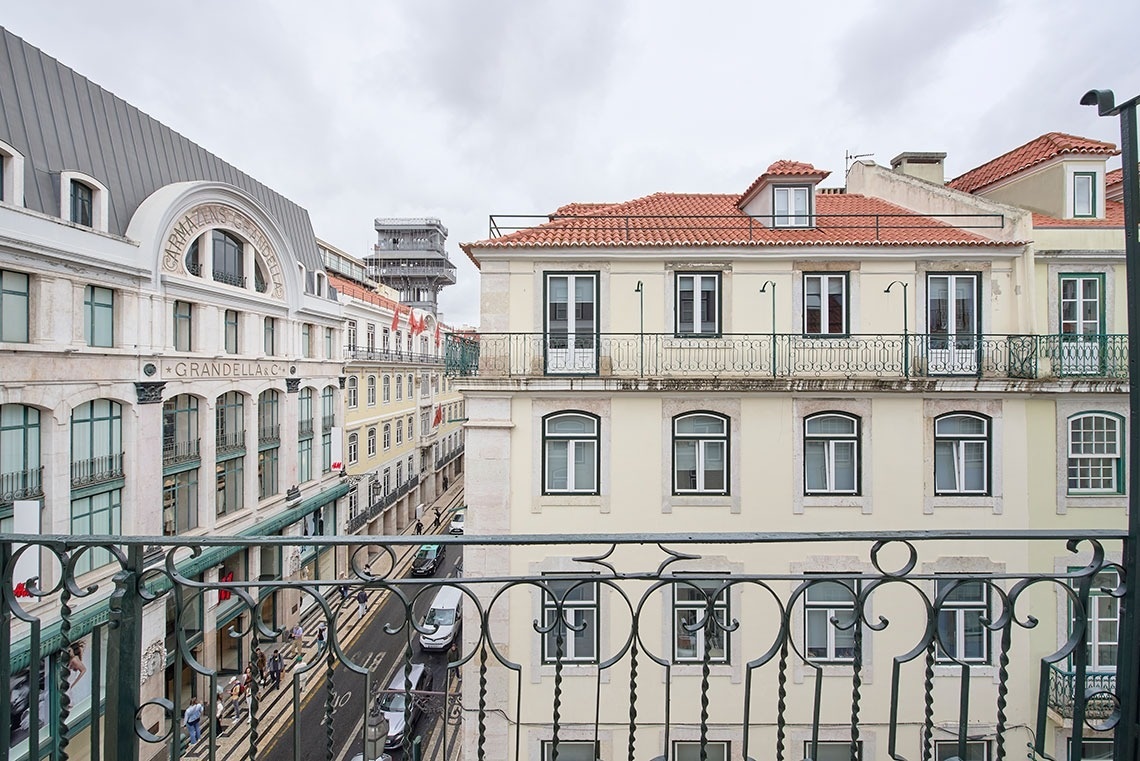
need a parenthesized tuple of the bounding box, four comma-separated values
(390, 305, 400, 332)
(433, 405, 442, 426)
(434, 321, 441, 347)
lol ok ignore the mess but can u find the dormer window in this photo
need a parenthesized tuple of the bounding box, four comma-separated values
(774, 186, 811, 227)
(59, 171, 109, 231)
(0, 139, 25, 206)
(1073, 172, 1096, 218)
(70, 180, 94, 227)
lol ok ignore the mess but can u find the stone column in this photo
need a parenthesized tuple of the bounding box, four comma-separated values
(132, 382, 167, 537)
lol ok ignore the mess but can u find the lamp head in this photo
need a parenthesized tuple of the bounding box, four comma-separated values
(1081, 89, 1118, 116)
(634, 281, 643, 293)
(759, 280, 776, 293)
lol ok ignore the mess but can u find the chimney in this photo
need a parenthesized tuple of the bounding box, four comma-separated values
(890, 152, 947, 185)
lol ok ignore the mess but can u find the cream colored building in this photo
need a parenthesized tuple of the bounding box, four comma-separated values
(457, 136, 1127, 761)
(318, 240, 465, 549)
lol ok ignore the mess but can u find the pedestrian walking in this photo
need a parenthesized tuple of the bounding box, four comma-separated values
(183, 697, 203, 743)
(290, 623, 304, 657)
(242, 666, 254, 723)
(415, 519, 423, 535)
(316, 622, 327, 649)
(356, 588, 368, 620)
(268, 649, 284, 690)
(228, 677, 244, 721)
(339, 580, 350, 603)
(215, 689, 226, 735)
(433, 506, 442, 528)
(255, 648, 267, 685)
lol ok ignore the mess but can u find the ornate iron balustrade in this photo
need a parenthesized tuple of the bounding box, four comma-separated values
(162, 438, 201, 466)
(69, 453, 124, 487)
(0, 466, 44, 503)
(257, 425, 281, 447)
(298, 419, 315, 438)
(1047, 663, 1118, 720)
(346, 510, 369, 534)
(446, 332, 1130, 382)
(0, 530, 1128, 761)
(212, 269, 247, 288)
(216, 431, 246, 454)
(435, 444, 464, 471)
(343, 346, 445, 365)
(321, 415, 335, 431)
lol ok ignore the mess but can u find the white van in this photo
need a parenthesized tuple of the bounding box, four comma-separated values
(418, 586, 462, 651)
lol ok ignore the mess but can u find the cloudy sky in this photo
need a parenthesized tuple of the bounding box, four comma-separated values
(6, 1, 1139, 327)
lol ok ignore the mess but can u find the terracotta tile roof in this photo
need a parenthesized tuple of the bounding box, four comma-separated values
(462, 191, 1013, 261)
(553, 202, 617, 216)
(331, 274, 459, 331)
(948, 132, 1118, 194)
(738, 160, 832, 207)
(1032, 200, 1126, 228)
(1107, 167, 1122, 187)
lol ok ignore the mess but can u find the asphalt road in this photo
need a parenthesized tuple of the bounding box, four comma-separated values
(261, 545, 463, 761)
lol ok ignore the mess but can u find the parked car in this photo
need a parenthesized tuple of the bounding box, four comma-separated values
(448, 509, 466, 535)
(411, 544, 446, 576)
(377, 662, 433, 749)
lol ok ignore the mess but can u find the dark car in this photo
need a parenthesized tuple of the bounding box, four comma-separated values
(411, 544, 445, 576)
(378, 662, 433, 749)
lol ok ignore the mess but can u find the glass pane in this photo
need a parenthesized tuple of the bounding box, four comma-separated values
(954, 277, 976, 333)
(676, 414, 725, 435)
(678, 277, 694, 330)
(546, 441, 568, 490)
(936, 415, 986, 436)
(934, 441, 958, 491)
(700, 276, 717, 333)
(832, 609, 856, 657)
(1074, 174, 1093, 216)
(806, 414, 855, 436)
(928, 277, 949, 334)
(675, 609, 699, 659)
(547, 414, 595, 436)
(963, 610, 986, 659)
(963, 441, 986, 491)
(702, 441, 725, 490)
(833, 441, 855, 491)
(806, 579, 856, 602)
(573, 442, 595, 490)
(805, 609, 828, 657)
(675, 440, 697, 490)
(937, 579, 986, 603)
(805, 441, 827, 491)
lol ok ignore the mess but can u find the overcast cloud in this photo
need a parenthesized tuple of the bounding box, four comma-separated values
(5, 1, 1139, 327)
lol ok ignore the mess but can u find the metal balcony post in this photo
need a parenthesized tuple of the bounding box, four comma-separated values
(635, 281, 645, 378)
(761, 282, 777, 377)
(104, 543, 143, 761)
(1082, 88, 1140, 761)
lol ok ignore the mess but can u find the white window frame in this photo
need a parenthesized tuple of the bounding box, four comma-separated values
(346, 376, 358, 409)
(0, 139, 26, 206)
(1067, 413, 1123, 494)
(674, 740, 729, 761)
(804, 577, 860, 663)
(383, 423, 391, 450)
(935, 578, 990, 664)
(59, 171, 109, 231)
(675, 273, 721, 336)
(804, 412, 859, 495)
(0, 269, 30, 343)
(541, 741, 598, 761)
(346, 432, 358, 465)
(1071, 567, 1120, 673)
(672, 578, 730, 664)
(543, 412, 600, 495)
(806, 740, 863, 761)
(774, 185, 811, 228)
(367, 427, 376, 457)
(346, 320, 357, 350)
(395, 419, 403, 445)
(672, 412, 729, 495)
(382, 375, 391, 404)
(934, 413, 990, 495)
(934, 739, 990, 761)
(541, 576, 599, 663)
(803, 273, 848, 336)
(366, 375, 377, 406)
(1073, 171, 1097, 218)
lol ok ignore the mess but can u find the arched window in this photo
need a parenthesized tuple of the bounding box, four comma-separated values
(258, 390, 280, 445)
(212, 230, 245, 287)
(672, 412, 728, 495)
(347, 432, 359, 464)
(804, 413, 859, 495)
(382, 375, 391, 404)
(395, 374, 403, 401)
(70, 399, 123, 572)
(934, 413, 989, 495)
(367, 375, 377, 406)
(185, 238, 202, 276)
(0, 404, 42, 505)
(543, 412, 599, 494)
(346, 376, 358, 408)
(1068, 413, 1124, 494)
(367, 427, 377, 457)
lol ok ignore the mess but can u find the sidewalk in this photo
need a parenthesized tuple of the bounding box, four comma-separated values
(180, 476, 465, 760)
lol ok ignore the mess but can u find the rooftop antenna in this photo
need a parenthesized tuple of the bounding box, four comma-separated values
(845, 150, 874, 173)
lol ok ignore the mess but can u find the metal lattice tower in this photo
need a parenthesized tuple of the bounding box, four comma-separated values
(368, 217, 457, 315)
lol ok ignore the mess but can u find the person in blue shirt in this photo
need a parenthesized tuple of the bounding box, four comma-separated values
(183, 697, 204, 743)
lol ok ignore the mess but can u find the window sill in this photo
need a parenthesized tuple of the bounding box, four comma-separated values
(924, 496, 1002, 515)
(801, 496, 868, 513)
(1058, 495, 1126, 513)
(671, 663, 733, 678)
(535, 494, 609, 513)
(669, 495, 732, 510)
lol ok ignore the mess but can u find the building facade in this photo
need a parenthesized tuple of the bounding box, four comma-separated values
(456, 137, 1128, 761)
(0, 28, 349, 759)
(318, 239, 466, 547)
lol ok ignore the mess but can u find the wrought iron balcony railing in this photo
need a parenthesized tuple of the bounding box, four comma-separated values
(435, 443, 464, 471)
(344, 346, 445, 365)
(0, 530, 1127, 761)
(215, 430, 246, 454)
(1047, 663, 1118, 719)
(258, 424, 281, 447)
(446, 332, 1130, 381)
(321, 414, 336, 431)
(0, 466, 44, 503)
(298, 419, 315, 438)
(69, 453, 124, 487)
(162, 438, 201, 466)
(212, 269, 247, 288)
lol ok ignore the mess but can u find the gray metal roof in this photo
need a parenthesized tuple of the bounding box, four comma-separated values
(0, 27, 324, 272)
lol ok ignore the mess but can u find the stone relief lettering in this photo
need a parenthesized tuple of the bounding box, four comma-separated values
(162, 360, 287, 379)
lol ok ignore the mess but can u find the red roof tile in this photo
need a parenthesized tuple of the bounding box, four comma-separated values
(1107, 167, 1122, 187)
(329, 274, 456, 332)
(553, 202, 618, 216)
(738, 160, 831, 207)
(948, 132, 1118, 194)
(462, 191, 1013, 259)
(1032, 200, 1126, 228)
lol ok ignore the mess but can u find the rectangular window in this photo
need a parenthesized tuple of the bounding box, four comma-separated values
(675, 273, 720, 336)
(1069, 739, 1115, 760)
(673, 579, 729, 663)
(0, 269, 30, 343)
(70, 180, 93, 226)
(934, 414, 989, 495)
(216, 458, 244, 517)
(542, 576, 598, 663)
(927, 273, 979, 374)
(936, 579, 990, 664)
(1068, 414, 1123, 494)
(805, 577, 859, 662)
(321, 431, 332, 473)
(1074, 172, 1096, 218)
(346, 320, 357, 350)
(258, 447, 278, 499)
(324, 327, 333, 358)
(1060, 274, 1105, 375)
(804, 741, 863, 761)
(71, 489, 122, 573)
(541, 742, 599, 761)
(1071, 568, 1120, 672)
(804, 273, 847, 335)
(674, 741, 729, 761)
(224, 310, 240, 354)
(84, 285, 114, 347)
(162, 469, 199, 535)
(366, 323, 376, 351)
(298, 438, 312, 483)
(301, 324, 312, 358)
(264, 317, 275, 355)
(935, 740, 990, 761)
(173, 300, 192, 351)
(774, 186, 811, 227)
(545, 273, 598, 374)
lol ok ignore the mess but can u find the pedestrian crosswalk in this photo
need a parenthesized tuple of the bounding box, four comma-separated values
(179, 478, 465, 761)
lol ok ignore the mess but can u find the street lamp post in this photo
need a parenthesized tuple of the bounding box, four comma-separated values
(885, 281, 910, 378)
(1082, 88, 1140, 761)
(759, 281, 777, 377)
(635, 281, 645, 377)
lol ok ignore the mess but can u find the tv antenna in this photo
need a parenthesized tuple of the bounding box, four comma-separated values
(845, 150, 874, 173)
